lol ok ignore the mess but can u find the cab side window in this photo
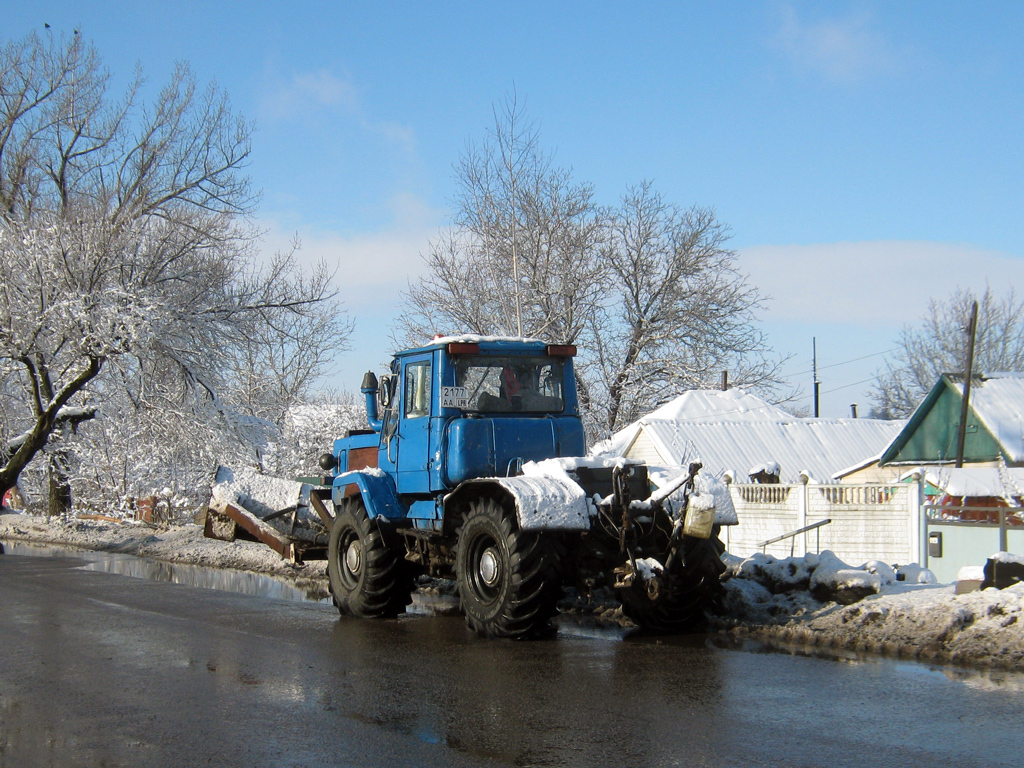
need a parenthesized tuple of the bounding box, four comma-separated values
(404, 361, 431, 418)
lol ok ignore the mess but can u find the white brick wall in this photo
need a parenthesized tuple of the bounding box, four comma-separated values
(723, 482, 919, 566)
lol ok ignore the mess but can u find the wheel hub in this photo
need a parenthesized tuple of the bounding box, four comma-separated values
(345, 539, 363, 576)
(478, 547, 501, 588)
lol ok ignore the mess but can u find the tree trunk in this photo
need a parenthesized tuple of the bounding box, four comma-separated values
(47, 451, 73, 517)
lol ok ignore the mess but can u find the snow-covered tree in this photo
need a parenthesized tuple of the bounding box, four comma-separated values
(401, 97, 781, 439)
(589, 182, 778, 433)
(871, 286, 1024, 419)
(262, 389, 367, 479)
(0, 32, 346, 505)
(55, 387, 270, 516)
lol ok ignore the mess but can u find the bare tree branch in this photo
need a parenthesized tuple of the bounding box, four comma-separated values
(871, 286, 1024, 418)
(0, 32, 347, 502)
(401, 101, 783, 441)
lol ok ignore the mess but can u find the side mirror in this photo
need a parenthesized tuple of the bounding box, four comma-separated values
(377, 374, 395, 410)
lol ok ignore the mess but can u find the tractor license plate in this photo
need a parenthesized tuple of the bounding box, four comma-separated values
(441, 386, 470, 409)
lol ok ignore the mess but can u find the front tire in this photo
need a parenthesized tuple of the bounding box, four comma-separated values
(455, 499, 561, 639)
(327, 497, 414, 618)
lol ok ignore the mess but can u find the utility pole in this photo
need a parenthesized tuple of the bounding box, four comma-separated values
(812, 337, 820, 418)
(955, 300, 979, 468)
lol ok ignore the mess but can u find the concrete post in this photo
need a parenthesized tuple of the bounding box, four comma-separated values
(908, 470, 924, 566)
(797, 472, 810, 557)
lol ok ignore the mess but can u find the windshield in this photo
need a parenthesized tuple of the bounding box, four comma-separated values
(451, 356, 566, 413)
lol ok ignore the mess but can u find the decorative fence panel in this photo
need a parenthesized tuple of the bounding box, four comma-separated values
(723, 482, 919, 566)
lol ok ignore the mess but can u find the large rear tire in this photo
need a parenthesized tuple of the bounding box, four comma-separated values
(328, 497, 414, 618)
(617, 530, 726, 633)
(455, 498, 561, 639)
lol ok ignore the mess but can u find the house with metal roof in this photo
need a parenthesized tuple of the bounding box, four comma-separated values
(878, 372, 1024, 469)
(592, 388, 905, 484)
(866, 373, 1024, 579)
(868, 371, 1024, 504)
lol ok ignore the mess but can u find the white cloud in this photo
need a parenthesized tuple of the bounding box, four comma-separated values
(257, 68, 416, 157)
(739, 240, 1024, 328)
(770, 4, 904, 82)
(256, 193, 445, 310)
(258, 68, 358, 122)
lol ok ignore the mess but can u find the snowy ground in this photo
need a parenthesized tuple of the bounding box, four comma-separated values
(0, 510, 325, 579)
(2, 510, 1023, 670)
(713, 550, 1024, 670)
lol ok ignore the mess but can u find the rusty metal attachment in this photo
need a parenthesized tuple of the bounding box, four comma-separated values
(203, 466, 330, 563)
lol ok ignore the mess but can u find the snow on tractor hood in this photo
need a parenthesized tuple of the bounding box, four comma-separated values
(492, 474, 592, 531)
(485, 456, 738, 531)
(472, 457, 630, 531)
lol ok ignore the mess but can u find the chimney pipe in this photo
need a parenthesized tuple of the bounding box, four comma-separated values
(721, 371, 728, 391)
(850, 403, 858, 419)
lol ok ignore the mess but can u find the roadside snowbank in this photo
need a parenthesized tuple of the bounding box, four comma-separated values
(0, 511, 326, 579)
(715, 550, 1024, 669)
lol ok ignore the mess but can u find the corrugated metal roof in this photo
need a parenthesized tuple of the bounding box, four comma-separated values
(906, 466, 1024, 498)
(594, 389, 905, 483)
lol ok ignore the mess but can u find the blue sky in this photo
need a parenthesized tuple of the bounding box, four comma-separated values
(11, 2, 1024, 418)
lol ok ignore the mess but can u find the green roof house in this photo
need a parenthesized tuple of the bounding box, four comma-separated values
(879, 373, 1024, 468)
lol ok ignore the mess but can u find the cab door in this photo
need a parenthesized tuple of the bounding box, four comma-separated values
(395, 355, 432, 495)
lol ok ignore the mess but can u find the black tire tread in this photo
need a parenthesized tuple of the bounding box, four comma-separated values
(328, 498, 414, 619)
(455, 499, 561, 639)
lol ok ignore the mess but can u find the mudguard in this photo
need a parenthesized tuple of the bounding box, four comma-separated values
(447, 474, 592, 532)
(332, 469, 406, 521)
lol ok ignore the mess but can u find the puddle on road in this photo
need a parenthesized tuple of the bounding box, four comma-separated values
(0, 540, 677, 640)
(0, 539, 614, 633)
(17, 539, 1022, 686)
(0, 540, 332, 604)
(0, 539, 466, 617)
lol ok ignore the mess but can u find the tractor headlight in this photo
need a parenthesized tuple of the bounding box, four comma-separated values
(318, 452, 337, 472)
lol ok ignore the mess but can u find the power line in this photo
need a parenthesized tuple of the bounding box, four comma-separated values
(818, 348, 897, 372)
(820, 376, 879, 396)
(786, 348, 896, 379)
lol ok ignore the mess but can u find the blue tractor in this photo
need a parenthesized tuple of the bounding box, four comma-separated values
(316, 336, 730, 638)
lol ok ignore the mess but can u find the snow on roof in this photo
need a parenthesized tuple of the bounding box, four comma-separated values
(901, 466, 1024, 499)
(426, 334, 545, 347)
(643, 388, 794, 423)
(951, 373, 1024, 462)
(594, 389, 905, 483)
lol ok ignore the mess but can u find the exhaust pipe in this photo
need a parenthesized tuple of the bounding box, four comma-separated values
(361, 371, 383, 431)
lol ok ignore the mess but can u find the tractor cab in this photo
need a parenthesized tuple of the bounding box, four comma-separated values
(350, 338, 585, 504)
(327, 337, 585, 518)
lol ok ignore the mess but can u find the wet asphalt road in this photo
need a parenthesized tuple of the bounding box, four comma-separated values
(2, 552, 1023, 768)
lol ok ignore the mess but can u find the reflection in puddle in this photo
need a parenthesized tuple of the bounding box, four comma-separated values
(0, 540, 330, 603)
(942, 665, 1024, 692)
(408, 590, 461, 616)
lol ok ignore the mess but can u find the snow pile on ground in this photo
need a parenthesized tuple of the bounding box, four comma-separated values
(0, 511, 326, 579)
(714, 549, 1024, 669)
